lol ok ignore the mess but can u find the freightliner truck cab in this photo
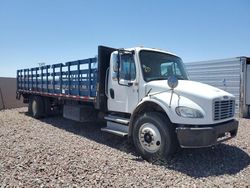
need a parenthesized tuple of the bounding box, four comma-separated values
(103, 47, 238, 160)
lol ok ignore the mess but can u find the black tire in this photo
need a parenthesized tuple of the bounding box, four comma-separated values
(31, 96, 44, 119)
(44, 97, 52, 116)
(132, 112, 177, 161)
(28, 97, 33, 114)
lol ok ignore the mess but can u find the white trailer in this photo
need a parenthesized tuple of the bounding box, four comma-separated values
(185, 57, 250, 118)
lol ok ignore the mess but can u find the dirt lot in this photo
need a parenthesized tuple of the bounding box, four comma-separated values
(0, 108, 249, 187)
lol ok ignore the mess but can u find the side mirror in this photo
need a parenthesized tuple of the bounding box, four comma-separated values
(113, 61, 119, 72)
(168, 75, 178, 107)
(112, 72, 118, 81)
(167, 75, 178, 89)
(110, 52, 120, 81)
(111, 52, 120, 73)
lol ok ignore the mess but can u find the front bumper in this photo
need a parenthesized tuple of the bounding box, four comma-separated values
(176, 120, 238, 148)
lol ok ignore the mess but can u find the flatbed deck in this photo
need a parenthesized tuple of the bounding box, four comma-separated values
(17, 57, 97, 102)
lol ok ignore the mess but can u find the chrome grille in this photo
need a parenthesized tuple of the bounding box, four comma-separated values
(213, 100, 234, 121)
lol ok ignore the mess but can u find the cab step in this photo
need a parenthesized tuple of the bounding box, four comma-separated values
(104, 115, 130, 125)
(101, 121, 129, 137)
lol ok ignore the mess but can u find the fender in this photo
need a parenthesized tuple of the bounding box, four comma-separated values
(128, 97, 173, 138)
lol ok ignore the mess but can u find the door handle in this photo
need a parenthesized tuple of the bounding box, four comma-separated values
(110, 88, 115, 99)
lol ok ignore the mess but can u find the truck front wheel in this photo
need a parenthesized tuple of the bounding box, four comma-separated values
(132, 112, 177, 161)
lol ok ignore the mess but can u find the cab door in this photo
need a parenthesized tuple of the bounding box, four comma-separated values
(107, 52, 139, 113)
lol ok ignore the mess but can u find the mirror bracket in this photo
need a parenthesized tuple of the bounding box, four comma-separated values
(167, 76, 178, 107)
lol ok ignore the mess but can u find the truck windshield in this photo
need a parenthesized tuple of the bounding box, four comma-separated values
(139, 50, 188, 82)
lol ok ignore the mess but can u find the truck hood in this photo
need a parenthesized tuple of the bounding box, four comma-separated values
(145, 80, 234, 101)
(144, 80, 235, 125)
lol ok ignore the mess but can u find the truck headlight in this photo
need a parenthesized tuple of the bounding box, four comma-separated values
(175, 106, 204, 118)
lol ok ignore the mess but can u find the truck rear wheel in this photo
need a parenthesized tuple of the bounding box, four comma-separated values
(31, 96, 44, 118)
(28, 97, 32, 114)
(132, 112, 177, 161)
(44, 97, 52, 116)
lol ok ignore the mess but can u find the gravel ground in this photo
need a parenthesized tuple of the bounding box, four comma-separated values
(0, 107, 249, 187)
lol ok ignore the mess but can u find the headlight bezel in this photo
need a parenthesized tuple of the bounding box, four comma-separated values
(175, 106, 204, 118)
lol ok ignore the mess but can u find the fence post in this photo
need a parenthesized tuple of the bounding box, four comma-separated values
(53, 66, 55, 93)
(88, 59, 91, 96)
(68, 62, 70, 95)
(77, 61, 80, 96)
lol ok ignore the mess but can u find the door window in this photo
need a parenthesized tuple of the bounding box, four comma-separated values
(120, 54, 136, 80)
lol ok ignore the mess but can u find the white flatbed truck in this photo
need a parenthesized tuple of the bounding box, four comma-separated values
(17, 46, 238, 160)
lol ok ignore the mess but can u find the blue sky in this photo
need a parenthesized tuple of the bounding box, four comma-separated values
(0, 0, 249, 77)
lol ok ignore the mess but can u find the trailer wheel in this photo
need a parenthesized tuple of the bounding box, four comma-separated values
(31, 96, 44, 118)
(132, 112, 177, 161)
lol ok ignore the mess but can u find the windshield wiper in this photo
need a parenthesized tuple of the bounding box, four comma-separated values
(147, 75, 187, 82)
(147, 77, 166, 82)
(176, 76, 186, 80)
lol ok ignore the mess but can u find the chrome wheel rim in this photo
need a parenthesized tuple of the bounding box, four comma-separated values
(139, 123, 162, 153)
